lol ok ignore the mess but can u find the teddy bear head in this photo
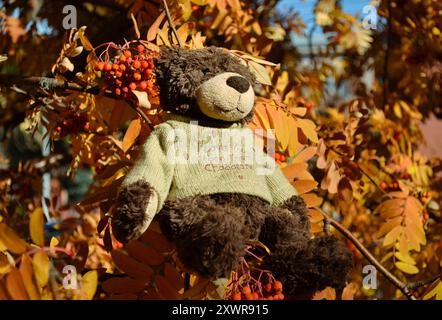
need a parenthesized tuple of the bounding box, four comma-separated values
(154, 46, 257, 123)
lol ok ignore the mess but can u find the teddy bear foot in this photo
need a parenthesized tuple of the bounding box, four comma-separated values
(264, 235, 353, 298)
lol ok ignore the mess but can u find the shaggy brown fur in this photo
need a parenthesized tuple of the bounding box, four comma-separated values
(158, 193, 353, 295)
(112, 180, 153, 243)
(154, 46, 257, 124)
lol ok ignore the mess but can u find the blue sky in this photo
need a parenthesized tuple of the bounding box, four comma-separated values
(278, 0, 373, 46)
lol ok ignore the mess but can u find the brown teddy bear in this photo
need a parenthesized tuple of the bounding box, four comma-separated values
(111, 46, 353, 297)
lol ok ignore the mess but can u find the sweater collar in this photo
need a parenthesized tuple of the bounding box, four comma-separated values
(163, 113, 247, 129)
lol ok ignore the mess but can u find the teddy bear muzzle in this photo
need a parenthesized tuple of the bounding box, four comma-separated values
(196, 72, 255, 122)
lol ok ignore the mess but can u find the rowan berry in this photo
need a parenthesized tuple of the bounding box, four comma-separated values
(95, 61, 105, 71)
(133, 60, 141, 69)
(129, 82, 137, 90)
(133, 72, 142, 81)
(244, 293, 253, 300)
(242, 286, 251, 295)
(274, 281, 283, 291)
(138, 81, 147, 90)
(123, 50, 132, 58)
(137, 44, 145, 53)
(265, 283, 272, 293)
(232, 292, 241, 300)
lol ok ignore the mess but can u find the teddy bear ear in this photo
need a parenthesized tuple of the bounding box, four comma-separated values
(154, 46, 203, 113)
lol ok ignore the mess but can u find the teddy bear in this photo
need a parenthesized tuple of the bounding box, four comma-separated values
(111, 46, 353, 297)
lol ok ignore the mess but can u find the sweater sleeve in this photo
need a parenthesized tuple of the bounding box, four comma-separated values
(266, 165, 298, 206)
(121, 123, 175, 213)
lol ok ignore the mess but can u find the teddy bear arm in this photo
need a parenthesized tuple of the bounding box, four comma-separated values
(112, 125, 175, 243)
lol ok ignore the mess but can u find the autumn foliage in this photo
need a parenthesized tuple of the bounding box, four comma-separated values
(0, 0, 442, 300)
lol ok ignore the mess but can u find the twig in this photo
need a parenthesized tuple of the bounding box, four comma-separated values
(316, 207, 416, 300)
(0, 74, 153, 129)
(406, 273, 442, 291)
(162, 0, 183, 47)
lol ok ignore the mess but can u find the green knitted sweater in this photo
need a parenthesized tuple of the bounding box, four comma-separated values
(122, 115, 297, 213)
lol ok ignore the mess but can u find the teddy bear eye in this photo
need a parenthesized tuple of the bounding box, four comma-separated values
(202, 68, 210, 75)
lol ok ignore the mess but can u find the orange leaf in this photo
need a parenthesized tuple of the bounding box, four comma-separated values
(301, 193, 323, 207)
(147, 12, 165, 41)
(293, 146, 317, 163)
(155, 275, 179, 299)
(292, 179, 318, 194)
(6, 268, 29, 300)
(19, 255, 40, 300)
(111, 250, 153, 282)
(102, 277, 146, 294)
(164, 263, 184, 291)
(123, 119, 141, 152)
(126, 240, 164, 266)
(309, 208, 324, 223)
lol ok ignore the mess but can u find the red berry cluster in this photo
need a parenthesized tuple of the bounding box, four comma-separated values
(274, 152, 286, 165)
(380, 181, 399, 191)
(229, 281, 284, 301)
(95, 44, 155, 98)
(54, 112, 89, 138)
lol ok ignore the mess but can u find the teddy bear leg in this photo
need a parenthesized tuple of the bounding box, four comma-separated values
(260, 206, 353, 297)
(158, 195, 249, 278)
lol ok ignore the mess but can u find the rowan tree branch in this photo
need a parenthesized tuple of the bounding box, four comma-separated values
(318, 207, 442, 299)
(0, 74, 153, 129)
(316, 207, 417, 299)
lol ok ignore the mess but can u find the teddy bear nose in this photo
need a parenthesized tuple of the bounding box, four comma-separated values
(226, 76, 250, 94)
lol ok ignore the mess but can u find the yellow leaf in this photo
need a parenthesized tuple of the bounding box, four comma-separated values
(423, 280, 442, 300)
(395, 262, 419, 274)
(383, 225, 402, 247)
(32, 251, 49, 288)
(394, 251, 415, 265)
(29, 208, 45, 247)
(81, 270, 98, 300)
(393, 102, 402, 118)
(248, 61, 272, 85)
(191, 0, 208, 5)
(380, 252, 394, 263)
(0, 252, 11, 274)
(376, 216, 402, 239)
(0, 222, 28, 254)
(297, 118, 319, 143)
(49, 237, 59, 248)
(287, 116, 302, 156)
